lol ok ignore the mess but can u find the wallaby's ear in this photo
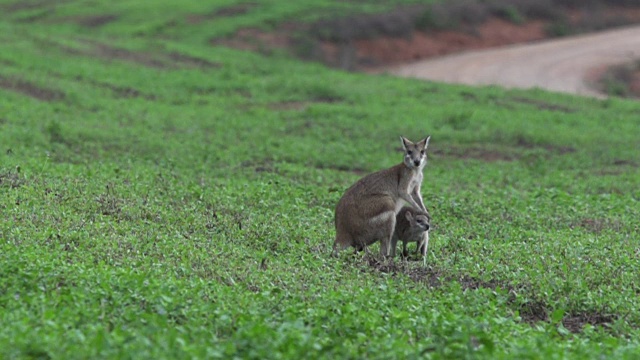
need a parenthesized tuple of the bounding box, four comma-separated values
(400, 136, 412, 151)
(418, 136, 431, 150)
(405, 210, 413, 222)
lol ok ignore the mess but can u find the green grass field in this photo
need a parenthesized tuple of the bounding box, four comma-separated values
(1, 1, 639, 359)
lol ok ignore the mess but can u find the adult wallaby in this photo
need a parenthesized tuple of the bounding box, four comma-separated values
(333, 136, 430, 257)
(390, 206, 430, 259)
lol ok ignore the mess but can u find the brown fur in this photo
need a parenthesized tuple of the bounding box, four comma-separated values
(390, 206, 430, 258)
(333, 136, 430, 257)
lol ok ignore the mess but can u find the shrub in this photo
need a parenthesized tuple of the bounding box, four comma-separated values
(598, 61, 640, 98)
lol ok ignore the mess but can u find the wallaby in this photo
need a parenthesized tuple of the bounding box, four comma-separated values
(333, 136, 430, 257)
(390, 206, 430, 258)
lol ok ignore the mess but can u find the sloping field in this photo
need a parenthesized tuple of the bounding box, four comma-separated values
(0, 1, 639, 359)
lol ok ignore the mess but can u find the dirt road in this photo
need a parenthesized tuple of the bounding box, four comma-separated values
(388, 25, 640, 98)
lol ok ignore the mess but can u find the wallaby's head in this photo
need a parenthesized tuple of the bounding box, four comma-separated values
(400, 136, 430, 170)
(405, 209, 430, 232)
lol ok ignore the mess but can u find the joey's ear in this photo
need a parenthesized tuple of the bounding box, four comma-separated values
(400, 136, 412, 151)
(405, 210, 413, 222)
(418, 136, 431, 150)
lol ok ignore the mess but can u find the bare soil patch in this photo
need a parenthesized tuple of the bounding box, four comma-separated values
(515, 305, 618, 334)
(54, 40, 220, 70)
(0, 59, 17, 67)
(562, 312, 617, 334)
(187, 3, 257, 24)
(594, 60, 640, 99)
(510, 136, 575, 155)
(95, 186, 124, 217)
(75, 14, 118, 28)
(432, 146, 517, 162)
(268, 97, 342, 111)
(363, 255, 442, 288)
(0, 75, 65, 101)
(212, 25, 297, 54)
(0, 168, 25, 189)
(79, 77, 156, 100)
(88, 42, 168, 69)
(268, 101, 312, 111)
(570, 218, 624, 234)
(361, 254, 620, 333)
(2, 0, 61, 13)
(239, 159, 278, 174)
(498, 96, 575, 113)
(166, 51, 221, 69)
(612, 159, 639, 167)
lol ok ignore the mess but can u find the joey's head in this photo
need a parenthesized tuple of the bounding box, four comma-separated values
(400, 136, 430, 169)
(405, 209, 430, 232)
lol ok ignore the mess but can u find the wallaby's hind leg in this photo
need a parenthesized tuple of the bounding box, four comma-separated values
(351, 210, 396, 258)
(390, 235, 399, 258)
(374, 211, 396, 258)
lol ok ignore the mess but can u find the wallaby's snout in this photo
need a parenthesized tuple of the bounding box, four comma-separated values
(413, 159, 421, 167)
(417, 215, 430, 231)
(412, 211, 430, 235)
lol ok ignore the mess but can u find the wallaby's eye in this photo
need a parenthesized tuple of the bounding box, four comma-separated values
(407, 150, 413, 155)
(420, 150, 425, 155)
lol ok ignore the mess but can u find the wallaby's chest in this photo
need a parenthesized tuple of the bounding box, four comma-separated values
(403, 171, 422, 192)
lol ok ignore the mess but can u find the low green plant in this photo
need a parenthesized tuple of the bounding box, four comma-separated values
(494, 5, 525, 24)
(598, 61, 640, 99)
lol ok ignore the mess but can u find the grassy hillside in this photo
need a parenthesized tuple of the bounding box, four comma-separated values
(1, 1, 639, 359)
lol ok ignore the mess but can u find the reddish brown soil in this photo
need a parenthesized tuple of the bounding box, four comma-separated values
(326, 18, 547, 67)
(187, 3, 257, 24)
(0, 75, 65, 102)
(586, 62, 640, 99)
(213, 25, 299, 53)
(75, 14, 118, 28)
(629, 70, 640, 95)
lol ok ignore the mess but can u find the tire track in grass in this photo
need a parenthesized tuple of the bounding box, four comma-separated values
(0, 74, 65, 101)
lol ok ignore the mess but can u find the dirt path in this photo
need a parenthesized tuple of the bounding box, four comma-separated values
(387, 25, 640, 98)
